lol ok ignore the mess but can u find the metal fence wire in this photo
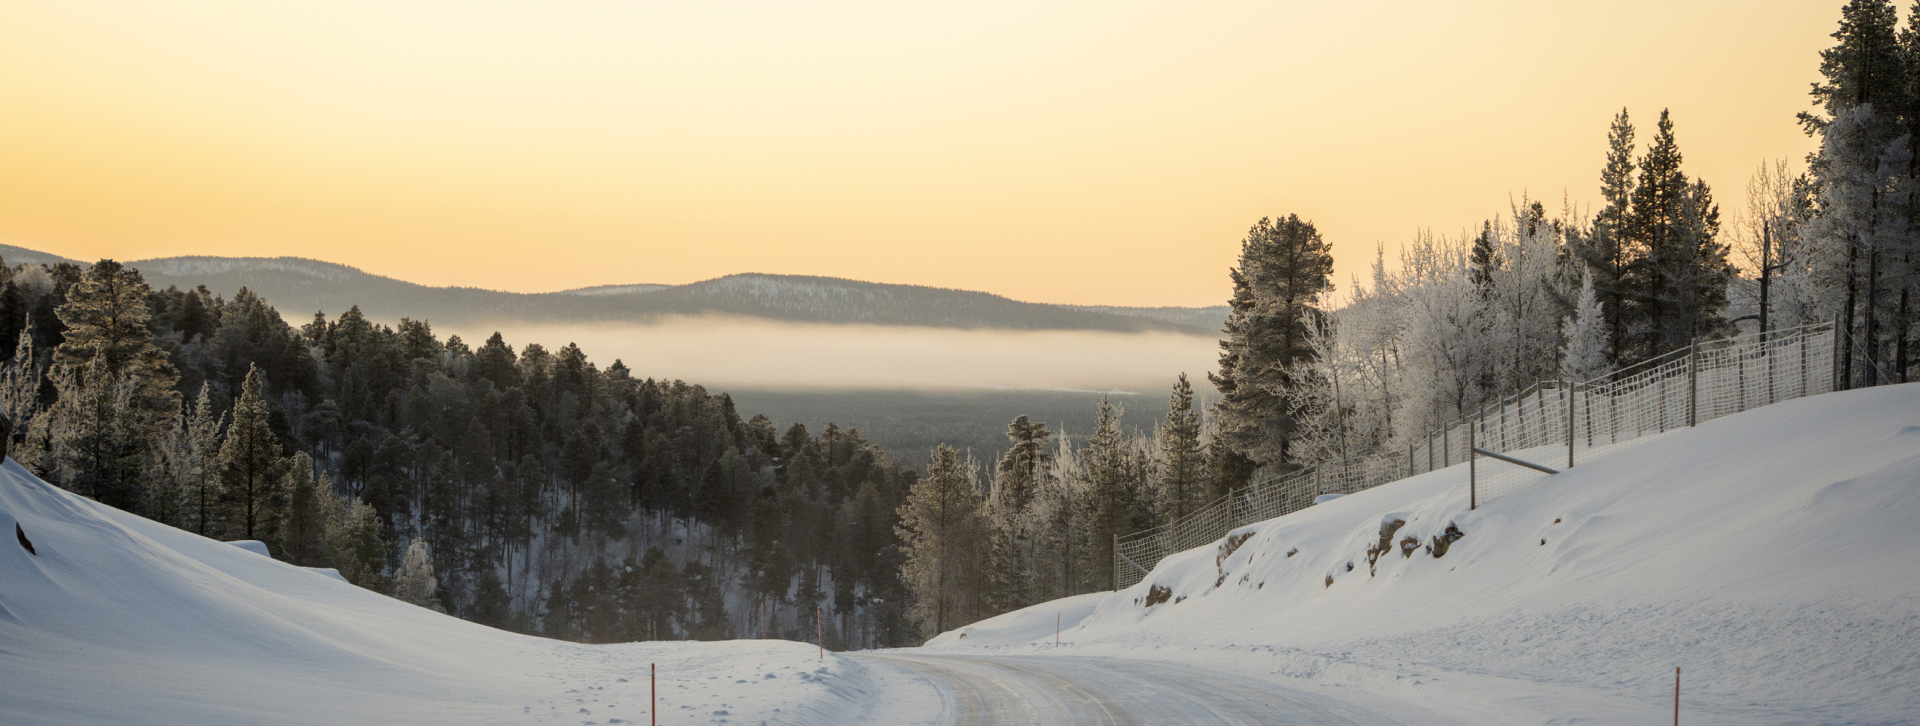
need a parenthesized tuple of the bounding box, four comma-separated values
(1114, 321, 1837, 589)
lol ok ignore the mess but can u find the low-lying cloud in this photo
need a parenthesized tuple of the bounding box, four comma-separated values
(442, 315, 1219, 392)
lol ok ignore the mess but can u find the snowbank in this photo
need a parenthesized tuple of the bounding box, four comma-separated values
(921, 592, 1105, 648)
(925, 384, 1920, 724)
(0, 460, 883, 726)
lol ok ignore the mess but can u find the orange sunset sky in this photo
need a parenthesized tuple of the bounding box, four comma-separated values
(1, 1, 1832, 307)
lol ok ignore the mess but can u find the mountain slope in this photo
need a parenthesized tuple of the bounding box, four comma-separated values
(924, 384, 1920, 725)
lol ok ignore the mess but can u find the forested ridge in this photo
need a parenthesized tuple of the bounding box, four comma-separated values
(0, 259, 920, 647)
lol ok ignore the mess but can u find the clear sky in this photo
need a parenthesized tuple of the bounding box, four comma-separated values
(0, 1, 1832, 307)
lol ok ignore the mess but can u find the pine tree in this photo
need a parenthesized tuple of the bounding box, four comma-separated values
(48, 259, 182, 511)
(53, 260, 176, 396)
(1209, 214, 1335, 470)
(1560, 268, 1612, 382)
(988, 415, 1050, 612)
(217, 365, 286, 541)
(993, 415, 1050, 515)
(1155, 373, 1206, 524)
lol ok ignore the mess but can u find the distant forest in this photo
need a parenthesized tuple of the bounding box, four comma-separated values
(0, 260, 922, 646)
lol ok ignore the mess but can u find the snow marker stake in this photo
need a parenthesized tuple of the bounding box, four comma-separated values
(1056, 613, 1060, 646)
(650, 662, 656, 726)
(1674, 666, 1680, 725)
(817, 606, 824, 660)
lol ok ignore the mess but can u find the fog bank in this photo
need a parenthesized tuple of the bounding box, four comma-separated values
(439, 315, 1218, 392)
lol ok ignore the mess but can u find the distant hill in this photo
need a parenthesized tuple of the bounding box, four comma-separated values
(0, 243, 1226, 334)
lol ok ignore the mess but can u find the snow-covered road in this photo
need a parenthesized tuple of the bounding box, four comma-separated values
(858, 653, 1421, 725)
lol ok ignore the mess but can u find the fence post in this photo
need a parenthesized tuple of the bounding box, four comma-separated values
(1443, 424, 1450, 467)
(1687, 338, 1699, 427)
(1407, 443, 1414, 478)
(1566, 380, 1576, 470)
(1801, 326, 1810, 397)
(1468, 421, 1477, 511)
(1832, 313, 1845, 391)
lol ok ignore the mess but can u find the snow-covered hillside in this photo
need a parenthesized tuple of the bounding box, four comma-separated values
(923, 384, 1920, 724)
(0, 461, 888, 726)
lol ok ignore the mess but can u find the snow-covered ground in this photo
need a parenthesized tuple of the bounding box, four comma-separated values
(0, 460, 895, 726)
(4, 383, 1914, 725)
(918, 383, 1920, 724)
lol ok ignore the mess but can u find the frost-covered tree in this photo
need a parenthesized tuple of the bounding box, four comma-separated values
(1210, 215, 1334, 470)
(1079, 397, 1153, 592)
(46, 361, 150, 511)
(394, 538, 445, 612)
(1560, 268, 1611, 382)
(1736, 159, 1823, 333)
(1805, 104, 1914, 386)
(319, 469, 389, 591)
(896, 444, 987, 638)
(988, 415, 1050, 611)
(1390, 231, 1496, 443)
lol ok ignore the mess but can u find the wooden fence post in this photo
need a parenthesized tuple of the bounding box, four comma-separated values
(1468, 422, 1477, 510)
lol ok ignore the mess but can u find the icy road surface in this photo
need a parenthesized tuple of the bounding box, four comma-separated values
(858, 653, 1420, 725)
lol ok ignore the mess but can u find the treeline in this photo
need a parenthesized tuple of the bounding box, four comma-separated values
(892, 1, 1920, 638)
(0, 259, 921, 647)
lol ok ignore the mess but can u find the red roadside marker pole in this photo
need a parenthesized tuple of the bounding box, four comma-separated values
(1674, 666, 1680, 725)
(650, 662, 657, 726)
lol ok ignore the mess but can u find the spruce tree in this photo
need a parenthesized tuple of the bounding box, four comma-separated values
(1156, 373, 1206, 524)
(1583, 108, 1637, 362)
(217, 365, 286, 541)
(279, 452, 324, 566)
(1625, 110, 1733, 358)
(1209, 214, 1334, 470)
(393, 538, 445, 612)
(1560, 268, 1612, 382)
(1803, 0, 1908, 136)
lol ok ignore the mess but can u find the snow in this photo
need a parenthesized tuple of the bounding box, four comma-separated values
(4, 382, 1914, 725)
(919, 383, 1920, 724)
(921, 592, 1105, 648)
(225, 539, 270, 557)
(0, 460, 888, 726)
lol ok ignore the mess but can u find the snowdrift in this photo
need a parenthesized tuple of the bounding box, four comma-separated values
(0, 461, 879, 726)
(927, 384, 1920, 724)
